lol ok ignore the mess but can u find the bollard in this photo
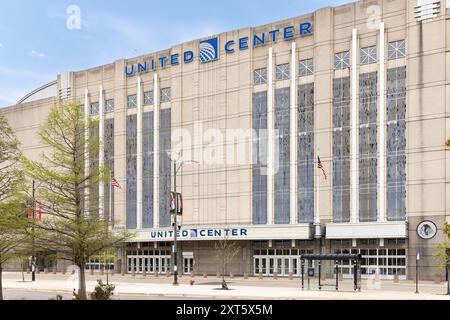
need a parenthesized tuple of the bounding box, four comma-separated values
(259, 273, 263, 280)
(394, 273, 399, 283)
(273, 272, 278, 280)
(62, 268, 66, 275)
(166, 271, 171, 277)
(154, 271, 159, 277)
(244, 272, 249, 280)
(132, 270, 136, 277)
(230, 272, 234, 279)
(53, 267, 57, 275)
(216, 272, 221, 279)
(143, 270, 147, 277)
(100, 268, 104, 276)
(90, 269, 94, 276)
(288, 273, 293, 280)
(44, 268, 48, 274)
(121, 269, 125, 276)
(203, 272, 208, 278)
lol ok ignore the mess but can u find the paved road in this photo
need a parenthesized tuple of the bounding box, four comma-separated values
(3, 289, 210, 300)
(2, 272, 449, 300)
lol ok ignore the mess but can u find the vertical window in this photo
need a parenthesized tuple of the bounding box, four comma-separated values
(104, 118, 115, 223)
(297, 83, 314, 223)
(252, 91, 268, 224)
(334, 51, 350, 69)
(143, 112, 154, 228)
(89, 121, 100, 218)
(359, 72, 378, 222)
(274, 88, 290, 224)
(144, 91, 154, 106)
(254, 68, 268, 85)
(332, 77, 351, 223)
(386, 67, 406, 221)
(126, 115, 137, 229)
(275, 64, 291, 81)
(388, 40, 406, 60)
(90, 102, 99, 116)
(159, 108, 171, 227)
(160, 88, 171, 103)
(360, 46, 377, 65)
(299, 58, 314, 77)
(105, 99, 114, 113)
(127, 94, 137, 109)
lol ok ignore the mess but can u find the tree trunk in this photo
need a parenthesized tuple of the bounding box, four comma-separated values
(78, 265, 87, 300)
(0, 263, 3, 301)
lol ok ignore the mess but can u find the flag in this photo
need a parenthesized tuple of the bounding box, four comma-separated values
(317, 156, 327, 180)
(111, 178, 121, 189)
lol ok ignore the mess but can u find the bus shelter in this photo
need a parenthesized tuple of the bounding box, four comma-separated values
(300, 254, 362, 292)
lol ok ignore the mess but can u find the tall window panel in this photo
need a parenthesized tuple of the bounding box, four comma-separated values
(386, 67, 406, 221)
(104, 118, 115, 223)
(143, 112, 154, 228)
(332, 77, 351, 223)
(359, 72, 378, 222)
(297, 83, 314, 223)
(126, 115, 137, 229)
(252, 91, 268, 225)
(89, 122, 100, 218)
(274, 88, 290, 224)
(159, 108, 171, 227)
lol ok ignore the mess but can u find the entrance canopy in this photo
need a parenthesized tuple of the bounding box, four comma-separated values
(301, 254, 362, 261)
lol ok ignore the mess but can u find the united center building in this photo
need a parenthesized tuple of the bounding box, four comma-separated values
(1, 0, 449, 281)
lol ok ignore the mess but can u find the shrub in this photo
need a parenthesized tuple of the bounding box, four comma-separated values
(89, 280, 115, 300)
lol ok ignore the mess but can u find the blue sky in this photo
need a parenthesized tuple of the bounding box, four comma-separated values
(0, 0, 348, 107)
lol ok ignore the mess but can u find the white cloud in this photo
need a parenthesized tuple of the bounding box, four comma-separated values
(0, 43, 3, 48)
(29, 50, 46, 59)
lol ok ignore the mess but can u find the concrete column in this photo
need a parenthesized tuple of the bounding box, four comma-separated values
(153, 74, 160, 228)
(290, 42, 298, 225)
(99, 86, 105, 220)
(378, 22, 387, 222)
(137, 78, 143, 229)
(267, 47, 274, 225)
(84, 89, 90, 212)
(350, 28, 359, 224)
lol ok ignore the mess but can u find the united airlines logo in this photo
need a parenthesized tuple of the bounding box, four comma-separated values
(199, 37, 219, 63)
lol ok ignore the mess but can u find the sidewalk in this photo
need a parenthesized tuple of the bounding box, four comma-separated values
(3, 272, 449, 300)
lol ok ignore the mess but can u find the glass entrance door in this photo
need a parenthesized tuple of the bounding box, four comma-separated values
(183, 258, 194, 274)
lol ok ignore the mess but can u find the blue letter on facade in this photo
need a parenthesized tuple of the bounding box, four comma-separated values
(300, 22, 312, 36)
(225, 40, 235, 53)
(239, 37, 249, 50)
(283, 26, 294, 40)
(253, 33, 266, 47)
(137, 62, 147, 74)
(268, 29, 280, 42)
(125, 64, 135, 77)
(184, 51, 194, 63)
(170, 54, 179, 66)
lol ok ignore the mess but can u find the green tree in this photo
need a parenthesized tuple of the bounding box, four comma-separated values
(214, 237, 240, 290)
(433, 222, 450, 295)
(0, 116, 28, 300)
(23, 101, 133, 300)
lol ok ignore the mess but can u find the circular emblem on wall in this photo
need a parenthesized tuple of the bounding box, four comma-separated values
(417, 221, 438, 240)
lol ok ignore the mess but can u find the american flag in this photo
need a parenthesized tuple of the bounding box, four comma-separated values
(111, 178, 121, 189)
(317, 156, 327, 180)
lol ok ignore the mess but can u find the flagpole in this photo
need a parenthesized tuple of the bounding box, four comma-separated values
(315, 150, 321, 241)
(109, 169, 113, 226)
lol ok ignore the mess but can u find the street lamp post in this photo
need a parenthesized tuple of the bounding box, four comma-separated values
(31, 180, 36, 282)
(170, 154, 198, 286)
(415, 250, 420, 294)
(173, 159, 179, 286)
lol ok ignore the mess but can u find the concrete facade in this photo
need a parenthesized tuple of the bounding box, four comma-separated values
(1, 0, 449, 281)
